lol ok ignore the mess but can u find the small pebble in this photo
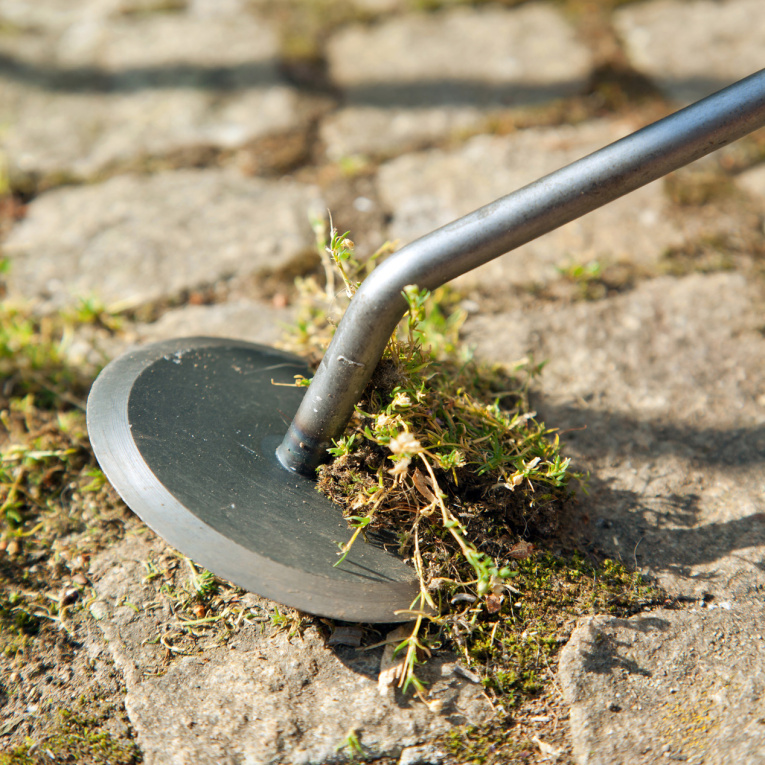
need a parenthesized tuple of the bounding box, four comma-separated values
(453, 664, 481, 684)
(353, 196, 374, 212)
(60, 588, 79, 606)
(399, 744, 445, 765)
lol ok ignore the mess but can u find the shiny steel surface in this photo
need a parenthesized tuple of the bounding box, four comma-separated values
(277, 69, 765, 474)
(87, 337, 419, 622)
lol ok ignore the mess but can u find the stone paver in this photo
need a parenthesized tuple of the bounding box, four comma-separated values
(378, 120, 685, 289)
(3, 170, 322, 310)
(322, 3, 591, 160)
(136, 300, 293, 347)
(2, 1, 765, 762)
(614, 0, 765, 103)
(89, 534, 493, 765)
(0, 11, 303, 183)
(465, 272, 765, 601)
(559, 605, 765, 765)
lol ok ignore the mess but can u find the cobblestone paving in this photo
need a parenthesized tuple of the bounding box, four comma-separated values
(1, 1, 764, 763)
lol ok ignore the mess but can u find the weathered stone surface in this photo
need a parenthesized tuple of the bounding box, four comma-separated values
(378, 120, 684, 288)
(465, 272, 765, 601)
(0, 0, 248, 28)
(321, 105, 485, 162)
(136, 300, 294, 346)
(64, 299, 293, 370)
(351, 0, 405, 12)
(3, 170, 322, 309)
(559, 604, 765, 765)
(398, 743, 447, 765)
(89, 534, 494, 765)
(322, 4, 592, 160)
(614, 0, 765, 103)
(328, 4, 591, 104)
(0, 12, 301, 182)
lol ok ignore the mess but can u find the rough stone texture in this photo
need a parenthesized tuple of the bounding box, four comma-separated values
(63, 300, 294, 370)
(378, 120, 685, 288)
(89, 534, 494, 765)
(559, 605, 765, 764)
(3, 170, 322, 309)
(0, 0, 120, 29)
(614, 0, 765, 103)
(465, 272, 765, 601)
(321, 4, 592, 160)
(351, 0, 405, 12)
(398, 744, 447, 765)
(0, 11, 302, 182)
(0, 0, 249, 27)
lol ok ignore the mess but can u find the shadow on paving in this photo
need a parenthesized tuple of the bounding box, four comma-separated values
(1, 47, 740, 109)
(0, 53, 282, 92)
(537, 399, 765, 468)
(0, 51, 583, 107)
(535, 396, 765, 589)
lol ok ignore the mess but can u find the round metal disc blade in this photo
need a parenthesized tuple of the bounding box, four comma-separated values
(86, 337, 419, 622)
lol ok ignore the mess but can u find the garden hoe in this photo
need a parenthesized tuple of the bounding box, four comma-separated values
(87, 69, 765, 623)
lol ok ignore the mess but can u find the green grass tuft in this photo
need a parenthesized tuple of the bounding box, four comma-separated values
(281, 216, 663, 704)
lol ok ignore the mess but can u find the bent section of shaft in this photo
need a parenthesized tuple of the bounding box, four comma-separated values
(277, 69, 765, 474)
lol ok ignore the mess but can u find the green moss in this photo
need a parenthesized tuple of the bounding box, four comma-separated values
(0, 300, 129, 657)
(0, 701, 141, 765)
(443, 724, 541, 765)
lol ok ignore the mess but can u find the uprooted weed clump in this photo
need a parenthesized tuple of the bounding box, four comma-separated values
(282, 218, 661, 706)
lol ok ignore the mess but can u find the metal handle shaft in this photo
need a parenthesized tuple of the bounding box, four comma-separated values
(278, 69, 765, 475)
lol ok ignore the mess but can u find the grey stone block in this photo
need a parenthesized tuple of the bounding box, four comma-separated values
(322, 4, 592, 160)
(0, 12, 302, 182)
(135, 300, 294, 347)
(4, 169, 322, 309)
(614, 0, 765, 103)
(560, 605, 765, 764)
(89, 534, 494, 765)
(465, 272, 765, 601)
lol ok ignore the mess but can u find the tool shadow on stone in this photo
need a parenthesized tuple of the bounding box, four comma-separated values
(342, 79, 590, 109)
(537, 396, 765, 594)
(540, 400, 765, 467)
(0, 53, 283, 93)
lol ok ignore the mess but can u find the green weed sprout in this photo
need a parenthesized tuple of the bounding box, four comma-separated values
(281, 216, 606, 702)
